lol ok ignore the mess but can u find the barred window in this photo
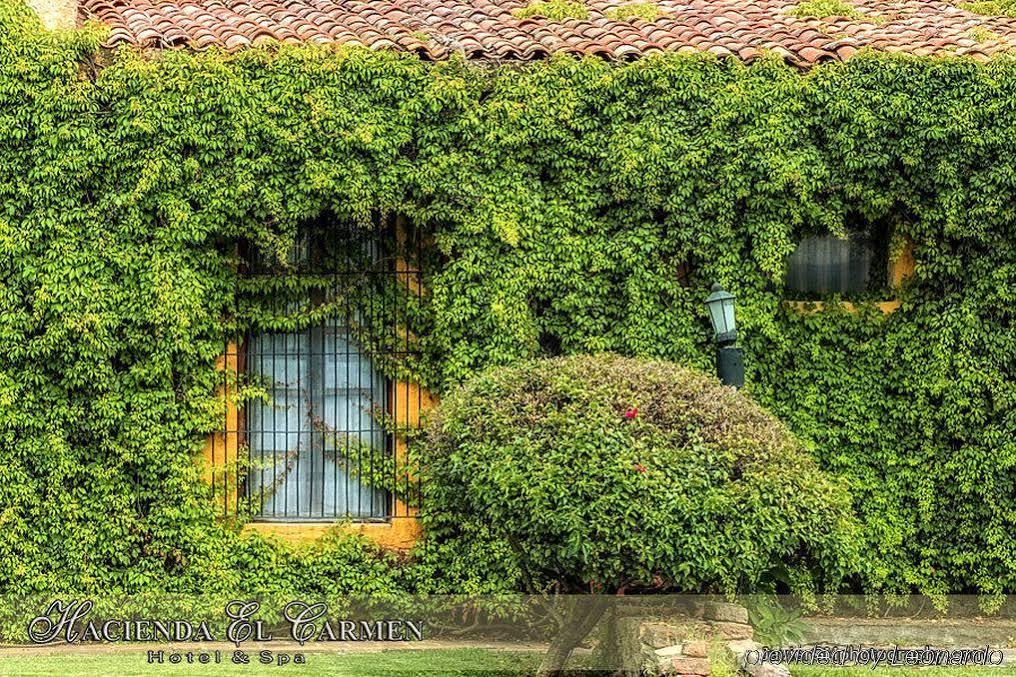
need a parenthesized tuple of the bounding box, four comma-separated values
(230, 218, 420, 522)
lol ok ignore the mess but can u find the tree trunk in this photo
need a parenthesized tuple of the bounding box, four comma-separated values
(536, 596, 608, 677)
(600, 603, 622, 674)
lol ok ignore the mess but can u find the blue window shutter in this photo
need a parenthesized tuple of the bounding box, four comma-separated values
(247, 327, 386, 520)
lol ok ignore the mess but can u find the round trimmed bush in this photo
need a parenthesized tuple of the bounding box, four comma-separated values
(419, 354, 859, 594)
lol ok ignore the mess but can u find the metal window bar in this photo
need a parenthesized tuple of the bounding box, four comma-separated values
(215, 215, 423, 522)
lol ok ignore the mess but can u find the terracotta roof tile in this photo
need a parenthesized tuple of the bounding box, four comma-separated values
(79, 0, 1016, 63)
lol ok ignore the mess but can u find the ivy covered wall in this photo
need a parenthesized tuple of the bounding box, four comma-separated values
(0, 2, 1013, 598)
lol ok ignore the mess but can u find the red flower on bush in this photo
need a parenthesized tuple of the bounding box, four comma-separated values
(624, 407, 639, 419)
(633, 463, 647, 474)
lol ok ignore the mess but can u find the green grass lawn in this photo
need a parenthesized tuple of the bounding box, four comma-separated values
(0, 648, 556, 676)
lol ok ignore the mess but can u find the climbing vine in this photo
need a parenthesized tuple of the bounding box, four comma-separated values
(0, 2, 1013, 600)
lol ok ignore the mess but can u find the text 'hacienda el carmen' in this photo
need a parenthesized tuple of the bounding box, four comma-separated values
(29, 600, 424, 644)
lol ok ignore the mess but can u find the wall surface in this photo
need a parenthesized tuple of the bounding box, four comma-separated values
(0, 3, 1013, 599)
(25, 0, 74, 29)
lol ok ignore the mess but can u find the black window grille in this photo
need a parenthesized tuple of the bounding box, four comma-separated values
(212, 215, 423, 522)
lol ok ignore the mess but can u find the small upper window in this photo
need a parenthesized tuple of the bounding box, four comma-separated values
(785, 231, 890, 298)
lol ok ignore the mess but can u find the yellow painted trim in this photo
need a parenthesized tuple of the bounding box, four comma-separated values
(785, 300, 901, 314)
(201, 342, 239, 510)
(889, 239, 916, 288)
(244, 519, 423, 550)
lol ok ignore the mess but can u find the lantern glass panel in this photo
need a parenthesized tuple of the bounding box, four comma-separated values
(720, 297, 735, 333)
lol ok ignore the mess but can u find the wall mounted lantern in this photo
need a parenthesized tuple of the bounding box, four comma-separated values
(704, 282, 744, 388)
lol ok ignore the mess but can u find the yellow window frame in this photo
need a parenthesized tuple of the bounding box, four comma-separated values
(785, 238, 915, 314)
(201, 225, 432, 549)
